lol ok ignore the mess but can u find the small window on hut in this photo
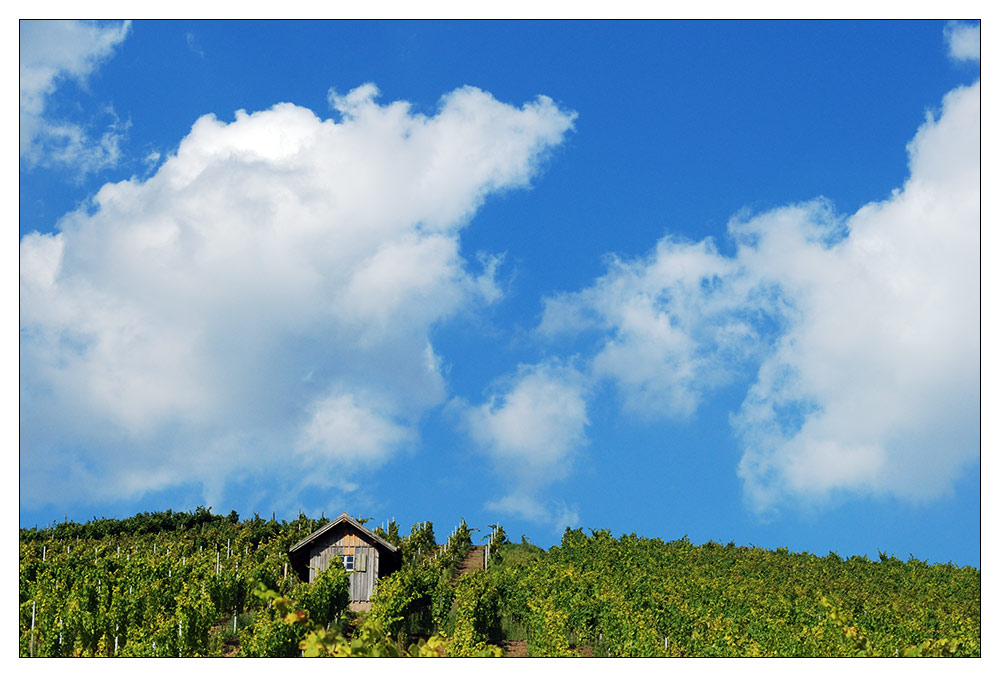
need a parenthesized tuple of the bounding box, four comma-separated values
(356, 553, 367, 572)
(341, 555, 355, 571)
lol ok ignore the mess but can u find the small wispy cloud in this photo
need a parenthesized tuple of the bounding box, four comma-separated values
(461, 361, 589, 483)
(19, 20, 131, 173)
(458, 361, 589, 527)
(484, 494, 580, 533)
(944, 21, 980, 62)
(296, 388, 414, 466)
(186, 32, 206, 59)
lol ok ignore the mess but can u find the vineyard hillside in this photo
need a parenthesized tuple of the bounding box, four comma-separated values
(19, 508, 980, 657)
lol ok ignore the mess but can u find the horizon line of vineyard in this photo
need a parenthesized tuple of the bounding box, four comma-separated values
(17, 504, 979, 570)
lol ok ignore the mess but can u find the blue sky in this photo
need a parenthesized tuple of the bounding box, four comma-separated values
(19, 20, 981, 567)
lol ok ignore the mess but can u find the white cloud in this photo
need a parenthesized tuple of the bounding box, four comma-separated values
(484, 494, 580, 532)
(944, 21, 980, 62)
(185, 32, 206, 59)
(20, 20, 131, 172)
(297, 389, 414, 465)
(19, 84, 575, 508)
(541, 80, 980, 512)
(540, 236, 757, 419)
(734, 81, 979, 510)
(460, 361, 589, 525)
(463, 362, 589, 481)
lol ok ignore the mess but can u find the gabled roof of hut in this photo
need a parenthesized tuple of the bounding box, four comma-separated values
(287, 512, 400, 554)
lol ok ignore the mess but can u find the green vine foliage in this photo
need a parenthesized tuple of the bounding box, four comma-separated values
(19, 508, 334, 657)
(295, 565, 349, 628)
(482, 529, 980, 657)
(373, 519, 403, 548)
(255, 583, 452, 657)
(451, 519, 473, 555)
(400, 521, 437, 565)
(19, 511, 980, 658)
(238, 609, 305, 658)
(448, 571, 503, 656)
(367, 563, 441, 639)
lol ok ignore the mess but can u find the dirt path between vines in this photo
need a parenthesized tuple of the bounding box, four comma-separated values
(502, 640, 528, 657)
(455, 545, 484, 577)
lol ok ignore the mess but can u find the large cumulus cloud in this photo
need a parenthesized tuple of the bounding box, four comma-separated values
(20, 84, 575, 507)
(540, 78, 979, 512)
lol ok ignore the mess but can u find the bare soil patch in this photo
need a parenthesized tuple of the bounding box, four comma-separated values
(502, 640, 528, 657)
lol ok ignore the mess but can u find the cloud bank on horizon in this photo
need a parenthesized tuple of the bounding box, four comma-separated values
(19, 21, 979, 530)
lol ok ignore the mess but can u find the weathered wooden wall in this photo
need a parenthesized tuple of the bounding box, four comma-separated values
(306, 526, 381, 602)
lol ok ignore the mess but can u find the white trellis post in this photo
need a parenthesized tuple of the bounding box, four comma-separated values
(30, 601, 36, 657)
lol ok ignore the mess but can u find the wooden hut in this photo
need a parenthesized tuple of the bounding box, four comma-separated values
(287, 512, 402, 608)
